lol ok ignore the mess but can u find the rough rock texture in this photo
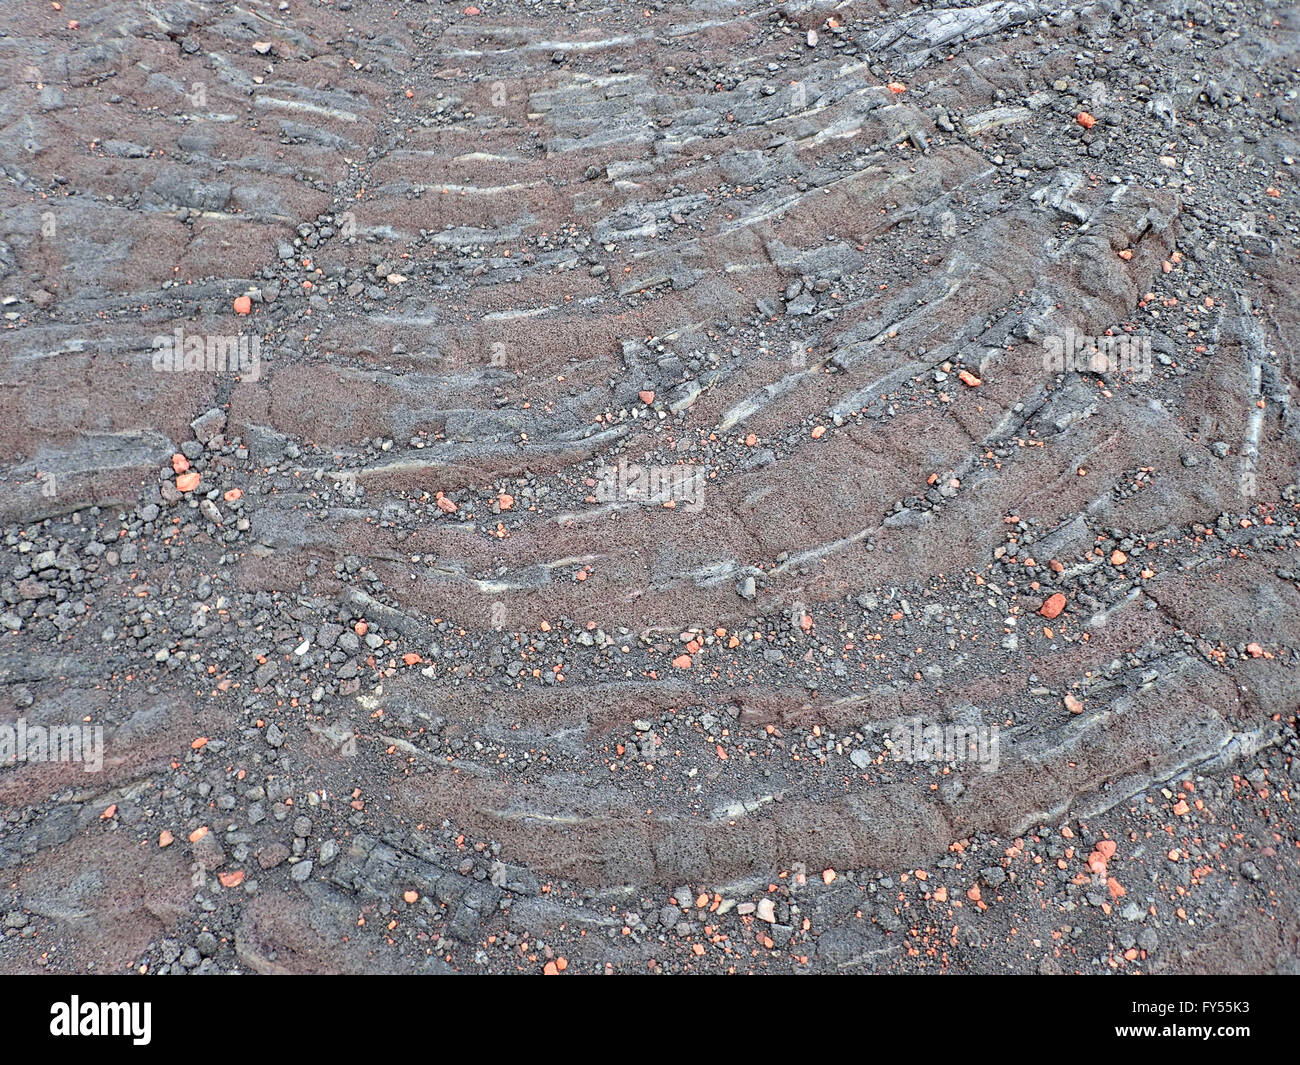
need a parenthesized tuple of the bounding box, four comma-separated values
(0, 0, 1298, 974)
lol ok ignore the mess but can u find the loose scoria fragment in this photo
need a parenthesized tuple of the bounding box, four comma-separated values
(1039, 593, 1066, 619)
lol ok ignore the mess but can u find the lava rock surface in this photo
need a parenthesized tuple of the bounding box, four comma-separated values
(0, 0, 1298, 975)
